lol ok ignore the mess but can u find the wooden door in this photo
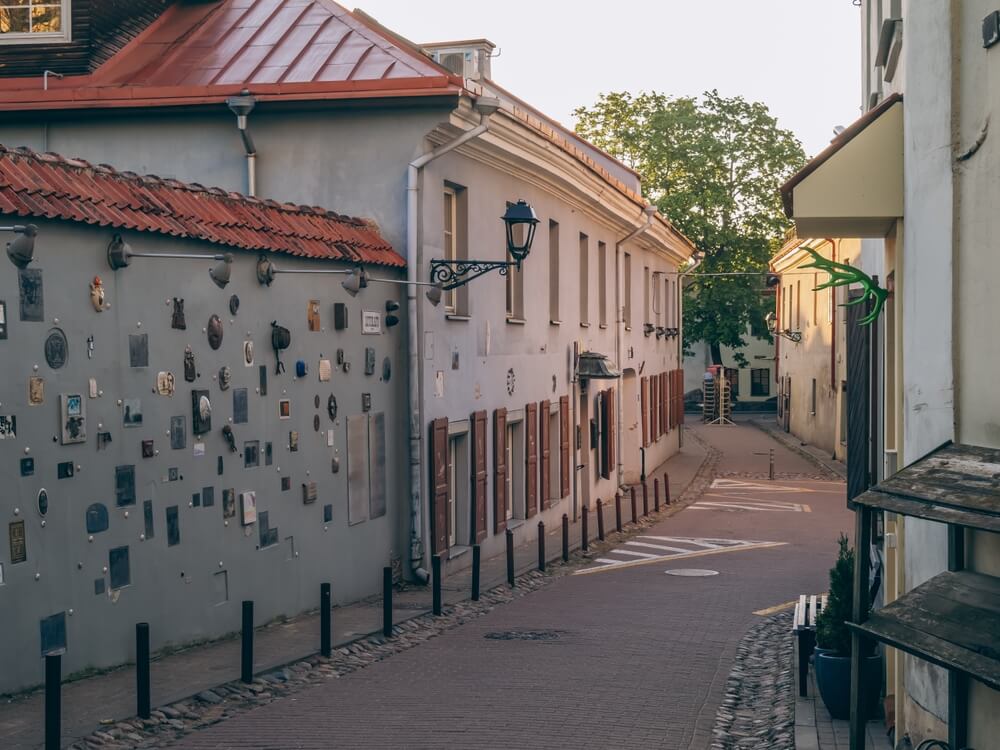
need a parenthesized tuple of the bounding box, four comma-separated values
(525, 401, 538, 518)
(559, 395, 570, 498)
(601, 387, 615, 479)
(493, 408, 507, 533)
(471, 410, 487, 543)
(539, 400, 551, 509)
(846, 291, 872, 505)
(429, 417, 449, 557)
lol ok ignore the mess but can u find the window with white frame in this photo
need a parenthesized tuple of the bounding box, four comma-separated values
(598, 241, 607, 326)
(579, 233, 589, 326)
(506, 419, 524, 520)
(0, 1, 69, 42)
(447, 431, 469, 547)
(443, 187, 457, 313)
(443, 183, 468, 316)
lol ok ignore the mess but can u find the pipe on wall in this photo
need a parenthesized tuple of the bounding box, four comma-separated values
(614, 206, 656, 489)
(406, 99, 498, 583)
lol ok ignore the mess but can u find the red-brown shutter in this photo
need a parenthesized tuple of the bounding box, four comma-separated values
(679, 369, 686, 424)
(493, 408, 507, 533)
(471, 410, 488, 543)
(601, 387, 615, 479)
(640, 376, 649, 447)
(539, 400, 551, 509)
(598, 391, 608, 479)
(429, 417, 449, 557)
(525, 401, 538, 518)
(653, 374, 660, 438)
(559, 395, 570, 498)
(661, 372, 669, 433)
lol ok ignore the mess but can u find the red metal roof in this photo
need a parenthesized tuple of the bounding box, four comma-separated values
(0, 144, 404, 267)
(0, 0, 464, 111)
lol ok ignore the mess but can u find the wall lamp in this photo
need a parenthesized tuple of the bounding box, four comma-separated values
(108, 235, 233, 288)
(3, 223, 38, 268)
(765, 311, 802, 343)
(255, 255, 353, 286)
(429, 199, 538, 290)
(341, 267, 444, 307)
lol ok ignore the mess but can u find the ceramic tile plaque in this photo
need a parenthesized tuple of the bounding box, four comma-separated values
(8, 520, 26, 564)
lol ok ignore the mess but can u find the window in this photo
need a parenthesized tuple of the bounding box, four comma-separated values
(812, 272, 818, 327)
(810, 378, 817, 415)
(506, 420, 524, 519)
(623, 253, 632, 329)
(598, 241, 607, 326)
(579, 233, 589, 325)
(652, 272, 661, 325)
(0, 1, 68, 42)
(548, 408, 560, 500)
(443, 184, 468, 316)
(446, 433, 469, 547)
(549, 220, 560, 323)
(664, 276, 671, 327)
(751, 368, 770, 397)
(796, 280, 801, 330)
(505, 202, 524, 320)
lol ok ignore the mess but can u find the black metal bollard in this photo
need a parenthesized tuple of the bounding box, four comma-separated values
(471, 544, 481, 601)
(506, 528, 515, 587)
(383, 566, 393, 637)
(654, 478, 660, 513)
(664, 472, 671, 505)
(597, 499, 605, 541)
(537, 521, 546, 571)
(615, 492, 623, 532)
(44, 653, 60, 750)
(562, 513, 569, 562)
(432, 554, 442, 616)
(630, 487, 638, 524)
(642, 482, 649, 516)
(241, 600, 254, 683)
(320, 583, 332, 658)
(136, 623, 151, 719)
(582, 505, 589, 552)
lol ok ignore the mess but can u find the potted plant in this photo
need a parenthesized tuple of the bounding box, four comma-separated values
(813, 533, 882, 720)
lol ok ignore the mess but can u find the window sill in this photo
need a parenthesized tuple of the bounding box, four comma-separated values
(448, 544, 471, 559)
(506, 518, 526, 531)
(506, 317, 526, 325)
(550, 319, 562, 326)
(445, 314, 471, 322)
(579, 322, 590, 329)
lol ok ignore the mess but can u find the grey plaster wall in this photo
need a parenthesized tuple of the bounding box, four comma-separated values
(0, 219, 407, 694)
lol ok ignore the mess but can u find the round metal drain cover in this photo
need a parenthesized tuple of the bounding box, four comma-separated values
(484, 630, 563, 641)
(664, 568, 719, 577)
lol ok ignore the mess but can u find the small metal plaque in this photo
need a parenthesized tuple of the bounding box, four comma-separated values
(323, 504, 333, 523)
(18, 269, 43, 322)
(281, 476, 291, 491)
(222, 488, 236, 519)
(191, 491, 201, 508)
(191, 389, 211, 435)
(264, 441, 273, 466)
(85, 503, 109, 534)
(44, 328, 68, 369)
(289, 430, 298, 452)
(115, 465, 136, 507)
(361, 310, 381, 335)
(122, 398, 142, 428)
(361, 393, 371, 412)
(365, 347, 375, 375)
(302, 481, 317, 505)
(109, 546, 130, 589)
(259, 364, 267, 395)
(0, 414, 15, 439)
(202, 486, 215, 508)
(20, 457, 34, 476)
(142, 439, 154, 458)
(57, 461, 74, 479)
(9, 520, 26, 563)
(60, 393, 86, 444)
(243, 440, 260, 468)
(170, 416, 186, 450)
(129, 333, 149, 368)
(240, 491, 257, 526)
(233, 388, 248, 424)
(166, 505, 180, 546)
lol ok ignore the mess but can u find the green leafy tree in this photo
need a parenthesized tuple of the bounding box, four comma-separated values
(574, 90, 806, 364)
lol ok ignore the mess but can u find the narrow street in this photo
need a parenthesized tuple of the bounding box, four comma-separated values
(163, 419, 852, 750)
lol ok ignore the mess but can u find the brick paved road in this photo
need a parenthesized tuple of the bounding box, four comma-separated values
(167, 422, 852, 750)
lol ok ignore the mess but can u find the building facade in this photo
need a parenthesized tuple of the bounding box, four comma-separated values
(683, 332, 776, 411)
(0, 0, 693, 693)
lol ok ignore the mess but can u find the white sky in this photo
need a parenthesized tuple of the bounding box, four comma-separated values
(357, 0, 862, 159)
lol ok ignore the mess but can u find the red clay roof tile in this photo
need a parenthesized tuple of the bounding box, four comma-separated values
(0, 144, 402, 267)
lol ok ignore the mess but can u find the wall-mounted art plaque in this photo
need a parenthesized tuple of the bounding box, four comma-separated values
(18, 269, 43, 321)
(243, 440, 259, 468)
(281, 476, 290, 491)
(240, 491, 257, 526)
(171, 298, 186, 330)
(0, 299, 7, 339)
(191, 390, 211, 435)
(85, 503, 109, 534)
(44, 328, 68, 369)
(202, 486, 215, 508)
(233, 388, 248, 424)
(170, 416, 186, 450)
(39, 612, 66, 657)
(264, 442, 273, 466)
(307, 300, 320, 331)
(0, 414, 15, 439)
(20, 457, 34, 477)
(59, 393, 86, 444)
(323, 504, 333, 523)
(122, 398, 142, 428)
(166, 505, 180, 546)
(115, 465, 136, 507)
(302, 482, 317, 505)
(109, 546, 130, 589)
(37, 488, 48, 517)
(129, 334, 149, 368)
(259, 364, 267, 395)
(207, 315, 224, 350)
(289, 431, 298, 452)
(9, 520, 26, 563)
(219, 366, 231, 390)
(191, 491, 201, 508)
(222, 488, 236, 519)
(365, 347, 375, 375)
(57, 461, 74, 479)
(143, 499, 154, 539)
(142, 439, 154, 458)
(28, 376, 44, 405)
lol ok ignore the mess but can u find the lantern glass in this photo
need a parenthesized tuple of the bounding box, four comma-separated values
(502, 200, 539, 264)
(765, 311, 777, 334)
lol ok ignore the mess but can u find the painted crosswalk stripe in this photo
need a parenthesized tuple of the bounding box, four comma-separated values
(642, 536, 724, 548)
(608, 549, 661, 559)
(625, 540, 693, 553)
(578, 535, 787, 574)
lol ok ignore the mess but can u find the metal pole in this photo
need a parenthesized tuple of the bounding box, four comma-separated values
(582, 505, 589, 552)
(382, 566, 393, 637)
(653, 478, 660, 512)
(44, 653, 60, 750)
(615, 492, 622, 532)
(537, 521, 546, 572)
(562, 513, 569, 562)
(597, 499, 605, 541)
(769, 448, 775, 480)
(630, 487, 637, 524)
(505, 528, 515, 586)
(136, 623, 151, 719)
(664, 472, 671, 505)
(432, 554, 442, 616)
(471, 544, 481, 601)
(320, 583, 331, 658)
(240, 600, 253, 683)
(642, 482, 649, 516)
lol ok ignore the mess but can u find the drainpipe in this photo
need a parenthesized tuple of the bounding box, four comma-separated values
(826, 239, 837, 391)
(406, 97, 500, 583)
(226, 91, 257, 197)
(677, 251, 704, 445)
(614, 205, 656, 488)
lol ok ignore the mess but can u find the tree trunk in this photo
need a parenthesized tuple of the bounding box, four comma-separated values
(709, 341, 723, 365)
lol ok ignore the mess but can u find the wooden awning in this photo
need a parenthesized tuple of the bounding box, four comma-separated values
(781, 94, 903, 238)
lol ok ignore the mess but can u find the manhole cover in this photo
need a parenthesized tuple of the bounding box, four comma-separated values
(664, 568, 719, 577)
(484, 630, 563, 641)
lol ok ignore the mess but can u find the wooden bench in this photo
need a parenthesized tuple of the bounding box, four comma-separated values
(792, 593, 827, 697)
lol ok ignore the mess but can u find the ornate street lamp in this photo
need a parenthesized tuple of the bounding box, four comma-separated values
(765, 311, 802, 343)
(429, 199, 539, 290)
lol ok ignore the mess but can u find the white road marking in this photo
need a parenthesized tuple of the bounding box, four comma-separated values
(625, 540, 694, 553)
(642, 536, 723, 548)
(577, 539, 788, 575)
(580, 535, 785, 574)
(691, 500, 810, 512)
(608, 549, 661, 559)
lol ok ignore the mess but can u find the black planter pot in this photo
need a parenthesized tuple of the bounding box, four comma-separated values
(814, 651, 882, 720)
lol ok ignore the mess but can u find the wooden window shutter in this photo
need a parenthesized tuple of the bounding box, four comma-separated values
(525, 402, 538, 518)
(640, 376, 649, 447)
(429, 417, 449, 557)
(601, 387, 615, 479)
(471, 410, 488, 543)
(493, 408, 507, 533)
(598, 391, 608, 479)
(661, 372, 669, 433)
(675, 369, 685, 425)
(559, 395, 570, 498)
(539, 400, 551, 510)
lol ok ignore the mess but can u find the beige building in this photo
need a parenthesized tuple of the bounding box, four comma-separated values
(770, 237, 858, 461)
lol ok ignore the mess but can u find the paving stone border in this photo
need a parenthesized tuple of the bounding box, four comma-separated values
(711, 611, 795, 750)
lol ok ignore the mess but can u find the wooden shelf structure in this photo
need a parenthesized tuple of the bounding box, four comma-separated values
(846, 442, 1000, 750)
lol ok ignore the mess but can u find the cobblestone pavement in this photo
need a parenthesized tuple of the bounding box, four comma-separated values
(60, 422, 852, 749)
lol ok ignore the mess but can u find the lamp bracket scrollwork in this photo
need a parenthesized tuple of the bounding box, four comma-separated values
(429, 259, 520, 291)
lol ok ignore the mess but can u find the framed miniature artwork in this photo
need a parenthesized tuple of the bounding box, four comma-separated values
(239, 491, 257, 526)
(278, 399, 291, 420)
